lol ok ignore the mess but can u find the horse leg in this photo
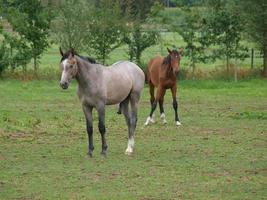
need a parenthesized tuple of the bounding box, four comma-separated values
(119, 96, 133, 155)
(149, 81, 156, 122)
(125, 92, 140, 155)
(171, 85, 181, 126)
(96, 104, 108, 156)
(82, 105, 94, 157)
(117, 103, 122, 114)
(145, 86, 164, 125)
(159, 90, 167, 124)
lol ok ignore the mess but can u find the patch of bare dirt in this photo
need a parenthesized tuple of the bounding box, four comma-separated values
(0, 130, 34, 141)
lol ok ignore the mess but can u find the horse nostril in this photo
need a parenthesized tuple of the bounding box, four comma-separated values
(60, 81, 68, 89)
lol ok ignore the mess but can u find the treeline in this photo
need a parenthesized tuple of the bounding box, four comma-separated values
(0, 0, 266, 78)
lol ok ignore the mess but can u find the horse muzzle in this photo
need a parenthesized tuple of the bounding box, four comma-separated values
(173, 69, 180, 76)
(60, 81, 69, 89)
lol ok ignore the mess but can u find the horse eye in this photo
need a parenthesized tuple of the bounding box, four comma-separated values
(70, 65, 73, 68)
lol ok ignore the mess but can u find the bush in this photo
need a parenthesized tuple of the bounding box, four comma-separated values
(0, 42, 9, 77)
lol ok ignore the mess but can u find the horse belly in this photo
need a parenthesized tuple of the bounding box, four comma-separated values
(105, 77, 132, 105)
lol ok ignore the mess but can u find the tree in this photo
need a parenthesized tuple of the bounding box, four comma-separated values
(174, 7, 207, 77)
(122, 1, 160, 67)
(85, 0, 127, 64)
(123, 23, 159, 66)
(3, 32, 31, 72)
(202, 0, 248, 77)
(0, 27, 9, 77)
(237, 0, 267, 77)
(2, 0, 53, 72)
(128, 0, 155, 21)
(50, 0, 91, 52)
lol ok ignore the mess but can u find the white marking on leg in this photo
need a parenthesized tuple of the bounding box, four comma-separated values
(160, 113, 167, 124)
(125, 137, 134, 155)
(145, 116, 151, 125)
(151, 113, 155, 123)
(144, 116, 155, 126)
(176, 121, 182, 126)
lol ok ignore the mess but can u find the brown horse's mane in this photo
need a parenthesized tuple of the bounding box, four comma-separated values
(162, 54, 171, 66)
(162, 49, 179, 66)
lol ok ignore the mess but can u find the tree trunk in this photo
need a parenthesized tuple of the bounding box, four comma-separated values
(264, 45, 267, 78)
(10, 47, 15, 73)
(234, 59, 238, 82)
(192, 63, 196, 80)
(226, 55, 230, 78)
(23, 65, 27, 74)
(102, 48, 106, 65)
(34, 56, 38, 73)
(251, 48, 254, 69)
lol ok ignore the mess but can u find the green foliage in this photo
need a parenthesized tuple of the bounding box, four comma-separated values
(172, 0, 204, 6)
(0, 40, 9, 76)
(85, 0, 127, 64)
(201, 0, 249, 75)
(235, 0, 267, 77)
(3, 32, 31, 71)
(123, 23, 159, 66)
(50, 0, 91, 52)
(128, 0, 155, 21)
(2, 0, 53, 71)
(175, 7, 207, 73)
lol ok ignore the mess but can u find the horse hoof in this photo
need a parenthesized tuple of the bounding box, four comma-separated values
(144, 117, 150, 126)
(144, 116, 155, 126)
(125, 148, 133, 156)
(125, 151, 133, 156)
(176, 121, 182, 126)
(117, 110, 121, 115)
(101, 151, 107, 158)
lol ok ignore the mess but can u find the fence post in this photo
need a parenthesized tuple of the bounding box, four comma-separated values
(251, 48, 254, 69)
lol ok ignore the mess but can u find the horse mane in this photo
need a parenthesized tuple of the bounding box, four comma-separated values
(77, 55, 96, 64)
(162, 49, 179, 66)
(162, 49, 179, 77)
(60, 50, 96, 64)
(162, 54, 171, 66)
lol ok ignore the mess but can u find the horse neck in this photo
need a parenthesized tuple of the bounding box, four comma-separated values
(162, 56, 174, 78)
(75, 57, 96, 87)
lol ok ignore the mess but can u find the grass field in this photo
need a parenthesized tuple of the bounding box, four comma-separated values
(0, 79, 266, 199)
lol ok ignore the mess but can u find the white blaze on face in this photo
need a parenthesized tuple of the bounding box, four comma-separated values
(60, 59, 68, 83)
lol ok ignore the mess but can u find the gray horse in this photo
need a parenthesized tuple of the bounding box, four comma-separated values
(59, 48, 145, 157)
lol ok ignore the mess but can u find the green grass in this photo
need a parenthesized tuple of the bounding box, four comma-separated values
(0, 79, 266, 199)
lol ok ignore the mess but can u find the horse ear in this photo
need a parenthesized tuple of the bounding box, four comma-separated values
(167, 48, 172, 54)
(70, 48, 75, 57)
(69, 48, 75, 58)
(179, 48, 184, 56)
(59, 47, 64, 56)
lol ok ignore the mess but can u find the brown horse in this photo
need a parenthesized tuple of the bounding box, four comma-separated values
(145, 48, 183, 126)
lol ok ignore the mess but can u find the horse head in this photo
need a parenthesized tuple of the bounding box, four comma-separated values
(167, 48, 183, 75)
(59, 47, 78, 89)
